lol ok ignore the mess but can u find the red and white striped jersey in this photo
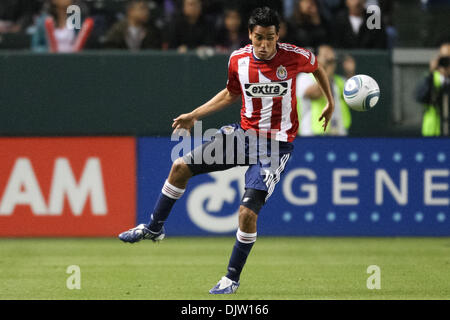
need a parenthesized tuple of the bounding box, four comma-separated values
(226, 43, 318, 142)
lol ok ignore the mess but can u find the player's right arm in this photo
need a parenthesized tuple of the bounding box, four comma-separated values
(172, 88, 240, 133)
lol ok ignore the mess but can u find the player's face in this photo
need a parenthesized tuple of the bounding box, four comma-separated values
(249, 25, 279, 60)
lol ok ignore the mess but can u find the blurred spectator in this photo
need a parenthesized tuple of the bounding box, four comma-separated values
(366, 0, 397, 48)
(341, 54, 356, 79)
(333, 0, 387, 49)
(161, 0, 177, 21)
(319, 0, 346, 21)
(278, 18, 296, 44)
(297, 45, 352, 136)
(214, 7, 248, 53)
(164, 0, 214, 52)
(200, 0, 231, 23)
(283, 0, 296, 19)
(416, 43, 450, 136)
(288, 0, 331, 49)
(419, 0, 450, 47)
(0, 0, 39, 34)
(31, 0, 90, 52)
(104, 0, 162, 50)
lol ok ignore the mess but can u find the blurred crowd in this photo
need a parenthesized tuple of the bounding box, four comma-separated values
(0, 0, 400, 53)
(1, 0, 449, 137)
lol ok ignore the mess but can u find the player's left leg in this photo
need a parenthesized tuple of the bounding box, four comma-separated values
(209, 139, 293, 294)
(209, 189, 265, 294)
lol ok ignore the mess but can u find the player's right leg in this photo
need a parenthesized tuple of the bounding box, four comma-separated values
(119, 125, 239, 243)
(118, 158, 192, 243)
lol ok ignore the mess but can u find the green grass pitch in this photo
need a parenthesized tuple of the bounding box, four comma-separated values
(1, 237, 450, 300)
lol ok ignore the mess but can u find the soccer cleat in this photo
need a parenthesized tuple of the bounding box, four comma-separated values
(209, 276, 240, 294)
(118, 224, 165, 243)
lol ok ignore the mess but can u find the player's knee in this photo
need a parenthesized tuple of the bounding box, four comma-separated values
(169, 158, 192, 184)
(240, 189, 267, 215)
(172, 157, 190, 174)
(239, 206, 258, 226)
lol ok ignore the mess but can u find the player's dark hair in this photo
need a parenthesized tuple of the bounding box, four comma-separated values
(248, 7, 280, 33)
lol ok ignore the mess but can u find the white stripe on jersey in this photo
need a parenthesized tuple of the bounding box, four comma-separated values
(277, 78, 293, 141)
(237, 56, 253, 118)
(231, 46, 252, 58)
(278, 43, 311, 59)
(310, 52, 316, 66)
(257, 69, 273, 131)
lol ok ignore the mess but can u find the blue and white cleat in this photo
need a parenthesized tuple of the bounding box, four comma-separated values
(209, 276, 240, 294)
(118, 224, 165, 243)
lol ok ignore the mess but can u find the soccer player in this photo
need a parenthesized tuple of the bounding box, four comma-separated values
(119, 7, 334, 294)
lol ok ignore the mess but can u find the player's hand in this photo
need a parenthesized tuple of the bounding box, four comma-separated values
(172, 113, 196, 135)
(319, 103, 334, 131)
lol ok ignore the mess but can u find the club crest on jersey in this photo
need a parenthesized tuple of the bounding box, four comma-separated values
(276, 65, 287, 80)
(244, 82, 288, 98)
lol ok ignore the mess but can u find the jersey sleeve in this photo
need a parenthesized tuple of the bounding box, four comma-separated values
(296, 48, 318, 74)
(226, 55, 241, 95)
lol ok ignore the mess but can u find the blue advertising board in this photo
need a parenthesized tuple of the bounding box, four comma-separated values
(137, 137, 449, 236)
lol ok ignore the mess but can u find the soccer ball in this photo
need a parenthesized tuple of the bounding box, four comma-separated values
(343, 74, 380, 111)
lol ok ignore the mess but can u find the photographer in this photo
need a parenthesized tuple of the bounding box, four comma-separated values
(416, 43, 450, 136)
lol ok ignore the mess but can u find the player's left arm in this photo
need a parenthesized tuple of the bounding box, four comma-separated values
(312, 65, 335, 131)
